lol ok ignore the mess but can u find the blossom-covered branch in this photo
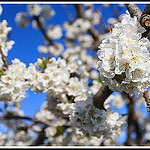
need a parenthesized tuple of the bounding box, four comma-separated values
(73, 4, 114, 110)
(125, 4, 142, 21)
(33, 15, 53, 45)
(74, 4, 100, 49)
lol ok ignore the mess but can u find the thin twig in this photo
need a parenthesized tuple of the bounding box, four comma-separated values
(0, 47, 9, 68)
(73, 4, 100, 50)
(33, 16, 53, 45)
(0, 115, 50, 127)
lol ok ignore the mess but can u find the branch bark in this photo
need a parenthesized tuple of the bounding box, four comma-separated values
(74, 4, 99, 49)
(33, 16, 53, 45)
(143, 90, 150, 112)
(30, 127, 47, 146)
(0, 115, 50, 127)
(74, 4, 85, 18)
(125, 4, 142, 21)
(140, 4, 150, 29)
(124, 92, 143, 146)
(93, 84, 113, 110)
(0, 47, 9, 68)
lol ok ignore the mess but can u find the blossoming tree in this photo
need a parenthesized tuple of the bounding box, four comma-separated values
(0, 3, 150, 146)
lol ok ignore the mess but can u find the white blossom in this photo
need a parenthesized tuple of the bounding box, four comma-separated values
(41, 5, 55, 19)
(27, 4, 42, 16)
(97, 11, 150, 96)
(78, 34, 93, 49)
(64, 19, 91, 40)
(69, 95, 125, 138)
(47, 25, 62, 40)
(0, 20, 15, 68)
(48, 43, 64, 56)
(37, 45, 49, 54)
(0, 58, 28, 102)
(90, 80, 102, 95)
(0, 5, 3, 16)
(107, 17, 118, 25)
(15, 12, 30, 28)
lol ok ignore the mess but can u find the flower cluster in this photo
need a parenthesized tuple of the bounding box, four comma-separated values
(69, 95, 125, 138)
(64, 18, 91, 40)
(0, 20, 15, 68)
(0, 59, 28, 102)
(97, 11, 150, 96)
(15, 4, 55, 29)
(27, 57, 70, 94)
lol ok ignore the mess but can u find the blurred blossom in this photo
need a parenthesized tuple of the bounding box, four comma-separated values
(41, 5, 55, 19)
(27, 4, 42, 16)
(107, 17, 118, 25)
(48, 43, 64, 56)
(47, 25, 62, 40)
(0, 5, 3, 16)
(15, 12, 30, 28)
(32, 17, 45, 29)
(38, 45, 49, 54)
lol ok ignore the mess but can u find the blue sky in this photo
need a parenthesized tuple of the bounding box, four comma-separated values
(0, 3, 148, 145)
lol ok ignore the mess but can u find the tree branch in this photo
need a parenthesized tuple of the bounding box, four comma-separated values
(30, 127, 47, 146)
(33, 16, 53, 45)
(125, 4, 150, 39)
(93, 84, 113, 110)
(73, 4, 99, 50)
(0, 115, 50, 127)
(0, 47, 9, 68)
(124, 92, 143, 145)
(143, 90, 150, 112)
(140, 4, 150, 30)
(125, 4, 142, 21)
(74, 4, 85, 18)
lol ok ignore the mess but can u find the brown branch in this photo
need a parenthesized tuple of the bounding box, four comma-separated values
(143, 90, 150, 112)
(125, 4, 150, 38)
(125, 4, 142, 21)
(88, 28, 99, 42)
(33, 16, 53, 45)
(73, 4, 99, 50)
(140, 4, 150, 30)
(74, 4, 85, 18)
(93, 84, 113, 110)
(0, 114, 50, 146)
(0, 115, 50, 127)
(124, 92, 143, 146)
(0, 47, 9, 68)
(30, 127, 47, 146)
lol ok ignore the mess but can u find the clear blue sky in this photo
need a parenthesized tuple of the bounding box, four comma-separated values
(0, 3, 147, 145)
